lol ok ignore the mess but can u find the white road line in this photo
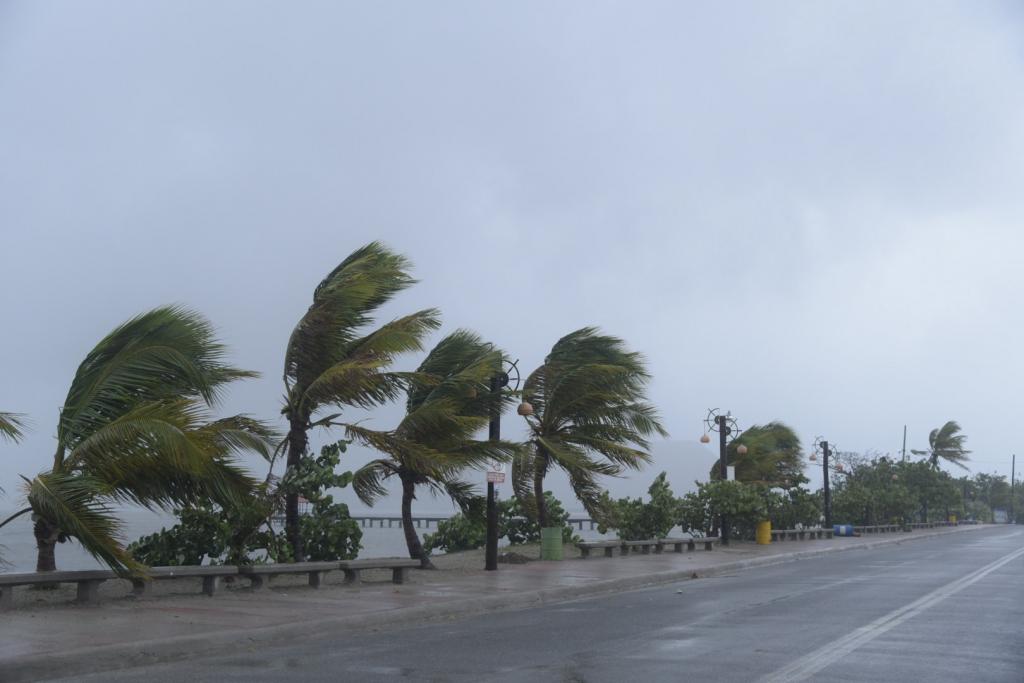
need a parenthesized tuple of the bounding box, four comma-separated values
(758, 543, 1024, 683)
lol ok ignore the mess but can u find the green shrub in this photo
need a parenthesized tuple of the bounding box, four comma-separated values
(129, 440, 362, 565)
(423, 492, 577, 553)
(597, 472, 680, 540)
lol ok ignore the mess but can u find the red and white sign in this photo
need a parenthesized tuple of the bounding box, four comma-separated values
(486, 471, 506, 484)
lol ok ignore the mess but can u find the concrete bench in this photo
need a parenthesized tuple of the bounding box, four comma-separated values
(659, 536, 718, 552)
(578, 541, 621, 558)
(131, 565, 237, 597)
(239, 561, 346, 590)
(620, 540, 659, 555)
(338, 558, 420, 585)
(0, 569, 114, 608)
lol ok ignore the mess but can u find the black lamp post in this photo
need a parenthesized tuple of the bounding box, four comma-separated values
(485, 360, 531, 571)
(811, 437, 844, 529)
(702, 409, 742, 546)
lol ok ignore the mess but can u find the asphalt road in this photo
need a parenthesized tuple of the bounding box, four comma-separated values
(60, 527, 1024, 682)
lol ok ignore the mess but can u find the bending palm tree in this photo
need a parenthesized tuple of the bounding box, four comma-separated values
(912, 420, 971, 470)
(711, 422, 806, 489)
(514, 328, 667, 527)
(0, 307, 273, 574)
(350, 330, 514, 568)
(280, 243, 440, 560)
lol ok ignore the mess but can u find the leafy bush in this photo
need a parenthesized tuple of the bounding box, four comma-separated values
(423, 492, 576, 553)
(597, 472, 680, 540)
(129, 440, 361, 566)
(503, 493, 575, 545)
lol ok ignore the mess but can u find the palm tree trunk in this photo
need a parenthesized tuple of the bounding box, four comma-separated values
(533, 462, 548, 528)
(284, 419, 308, 562)
(34, 516, 59, 573)
(400, 475, 433, 569)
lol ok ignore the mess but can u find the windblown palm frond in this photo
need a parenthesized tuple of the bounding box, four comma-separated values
(911, 420, 971, 470)
(517, 328, 667, 526)
(0, 412, 27, 443)
(56, 305, 255, 464)
(16, 306, 273, 574)
(23, 472, 145, 575)
(279, 243, 441, 560)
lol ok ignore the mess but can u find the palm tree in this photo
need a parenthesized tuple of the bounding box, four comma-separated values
(0, 306, 274, 575)
(514, 328, 667, 527)
(349, 330, 514, 568)
(280, 243, 440, 560)
(710, 422, 806, 489)
(912, 420, 971, 470)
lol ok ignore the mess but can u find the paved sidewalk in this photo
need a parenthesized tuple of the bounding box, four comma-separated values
(0, 525, 983, 682)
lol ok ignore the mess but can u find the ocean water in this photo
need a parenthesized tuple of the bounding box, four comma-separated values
(0, 507, 621, 573)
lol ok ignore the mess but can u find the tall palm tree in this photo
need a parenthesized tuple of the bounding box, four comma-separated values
(349, 330, 514, 568)
(912, 420, 971, 470)
(280, 243, 440, 560)
(0, 306, 274, 575)
(710, 422, 806, 489)
(514, 328, 667, 527)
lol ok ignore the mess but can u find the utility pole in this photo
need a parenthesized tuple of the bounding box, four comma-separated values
(822, 440, 832, 528)
(718, 414, 730, 546)
(902, 425, 907, 462)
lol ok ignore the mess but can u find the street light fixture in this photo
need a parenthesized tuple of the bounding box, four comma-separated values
(486, 360, 529, 571)
(702, 409, 742, 546)
(812, 437, 835, 529)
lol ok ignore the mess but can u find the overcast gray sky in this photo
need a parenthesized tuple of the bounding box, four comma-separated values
(2, 1, 1022, 511)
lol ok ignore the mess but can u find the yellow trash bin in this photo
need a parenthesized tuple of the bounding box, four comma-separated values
(756, 520, 772, 545)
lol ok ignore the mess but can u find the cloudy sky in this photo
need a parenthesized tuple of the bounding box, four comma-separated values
(2, 1, 1022, 511)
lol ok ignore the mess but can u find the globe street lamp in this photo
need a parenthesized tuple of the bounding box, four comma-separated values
(811, 437, 834, 529)
(703, 409, 742, 546)
(486, 360, 532, 571)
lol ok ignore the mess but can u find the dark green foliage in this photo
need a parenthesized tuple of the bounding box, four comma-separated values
(677, 480, 821, 540)
(830, 457, 961, 525)
(129, 441, 362, 566)
(597, 472, 680, 540)
(767, 487, 822, 530)
(710, 422, 807, 489)
(502, 493, 576, 545)
(273, 439, 363, 562)
(422, 492, 576, 554)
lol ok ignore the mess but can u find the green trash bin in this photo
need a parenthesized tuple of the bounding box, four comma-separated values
(540, 527, 564, 560)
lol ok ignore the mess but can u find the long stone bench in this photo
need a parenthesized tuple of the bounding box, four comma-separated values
(578, 540, 621, 558)
(1, 558, 423, 609)
(131, 565, 237, 597)
(0, 569, 113, 608)
(339, 558, 420, 585)
(770, 528, 832, 542)
(238, 561, 341, 590)
(577, 536, 719, 558)
(659, 536, 718, 552)
(620, 539, 659, 555)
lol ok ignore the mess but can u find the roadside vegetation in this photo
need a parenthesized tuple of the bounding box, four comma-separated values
(0, 243, 1017, 578)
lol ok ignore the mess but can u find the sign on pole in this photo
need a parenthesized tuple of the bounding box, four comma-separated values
(486, 470, 506, 484)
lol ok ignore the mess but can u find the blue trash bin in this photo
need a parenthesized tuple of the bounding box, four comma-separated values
(833, 524, 855, 537)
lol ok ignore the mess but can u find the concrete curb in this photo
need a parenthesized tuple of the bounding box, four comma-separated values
(6, 525, 983, 682)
